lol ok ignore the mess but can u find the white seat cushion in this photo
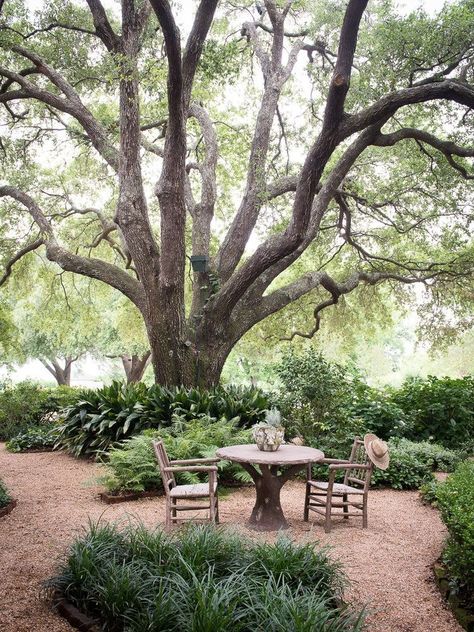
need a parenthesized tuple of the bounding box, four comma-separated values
(309, 481, 364, 495)
(170, 482, 217, 498)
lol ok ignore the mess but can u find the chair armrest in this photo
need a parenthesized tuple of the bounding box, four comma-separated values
(319, 458, 350, 465)
(328, 463, 372, 471)
(163, 465, 218, 473)
(169, 458, 220, 465)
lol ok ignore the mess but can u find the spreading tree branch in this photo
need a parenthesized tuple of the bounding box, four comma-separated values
(84, 0, 122, 52)
(0, 238, 44, 287)
(341, 80, 474, 139)
(0, 48, 119, 170)
(0, 187, 144, 307)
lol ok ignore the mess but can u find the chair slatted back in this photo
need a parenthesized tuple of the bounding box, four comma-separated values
(343, 437, 373, 491)
(153, 440, 176, 495)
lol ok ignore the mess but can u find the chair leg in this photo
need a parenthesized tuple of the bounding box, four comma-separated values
(303, 484, 310, 521)
(165, 497, 171, 528)
(362, 497, 368, 528)
(343, 493, 349, 519)
(215, 494, 220, 524)
(209, 494, 215, 524)
(324, 501, 332, 533)
(171, 498, 177, 524)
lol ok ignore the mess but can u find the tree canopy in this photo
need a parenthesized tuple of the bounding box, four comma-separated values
(0, 0, 473, 386)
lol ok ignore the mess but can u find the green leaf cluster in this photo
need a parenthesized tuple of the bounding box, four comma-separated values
(436, 461, 474, 609)
(274, 349, 367, 456)
(6, 423, 59, 453)
(392, 376, 474, 448)
(47, 522, 363, 632)
(0, 381, 80, 440)
(100, 416, 252, 493)
(56, 381, 270, 457)
(0, 478, 12, 509)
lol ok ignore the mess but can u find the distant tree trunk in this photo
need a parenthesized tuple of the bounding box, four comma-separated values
(41, 356, 77, 386)
(121, 351, 151, 383)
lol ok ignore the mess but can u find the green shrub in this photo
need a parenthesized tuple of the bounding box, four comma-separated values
(389, 438, 461, 471)
(6, 424, 59, 453)
(47, 522, 364, 632)
(371, 444, 433, 489)
(274, 350, 366, 458)
(348, 383, 411, 440)
(393, 376, 474, 449)
(436, 461, 474, 608)
(371, 439, 459, 490)
(101, 416, 252, 492)
(57, 381, 269, 458)
(0, 478, 12, 508)
(0, 381, 80, 440)
(419, 479, 440, 506)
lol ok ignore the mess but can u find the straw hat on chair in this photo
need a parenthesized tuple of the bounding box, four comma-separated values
(364, 434, 390, 470)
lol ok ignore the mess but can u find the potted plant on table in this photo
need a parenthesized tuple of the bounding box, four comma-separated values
(252, 408, 284, 452)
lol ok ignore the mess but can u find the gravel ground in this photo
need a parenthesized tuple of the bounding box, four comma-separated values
(0, 444, 461, 632)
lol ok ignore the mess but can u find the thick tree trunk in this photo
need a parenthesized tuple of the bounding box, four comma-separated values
(146, 314, 233, 388)
(121, 352, 151, 383)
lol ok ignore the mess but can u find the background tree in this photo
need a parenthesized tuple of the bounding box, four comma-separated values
(0, 0, 473, 387)
(100, 295, 151, 383)
(0, 256, 151, 384)
(1, 260, 104, 385)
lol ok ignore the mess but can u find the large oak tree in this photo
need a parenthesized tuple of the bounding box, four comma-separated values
(0, 0, 473, 386)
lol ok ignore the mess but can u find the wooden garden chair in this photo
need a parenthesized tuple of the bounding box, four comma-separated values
(303, 437, 375, 533)
(153, 440, 220, 527)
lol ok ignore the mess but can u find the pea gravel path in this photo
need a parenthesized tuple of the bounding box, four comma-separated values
(0, 444, 461, 632)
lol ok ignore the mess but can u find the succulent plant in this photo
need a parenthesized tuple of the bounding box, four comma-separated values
(264, 407, 282, 427)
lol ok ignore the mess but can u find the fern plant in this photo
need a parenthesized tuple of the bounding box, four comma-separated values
(100, 416, 252, 493)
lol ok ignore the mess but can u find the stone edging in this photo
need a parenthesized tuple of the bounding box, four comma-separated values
(433, 561, 474, 631)
(54, 595, 99, 632)
(0, 499, 17, 518)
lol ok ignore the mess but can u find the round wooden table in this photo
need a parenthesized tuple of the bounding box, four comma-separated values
(215, 444, 324, 531)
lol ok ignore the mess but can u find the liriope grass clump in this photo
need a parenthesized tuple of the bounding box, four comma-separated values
(48, 522, 364, 632)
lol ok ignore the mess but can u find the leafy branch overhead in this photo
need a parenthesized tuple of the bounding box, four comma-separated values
(0, 0, 473, 385)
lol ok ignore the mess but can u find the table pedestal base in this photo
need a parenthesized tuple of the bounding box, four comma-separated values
(215, 444, 324, 532)
(240, 462, 307, 531)
(248, 475, 288, 531)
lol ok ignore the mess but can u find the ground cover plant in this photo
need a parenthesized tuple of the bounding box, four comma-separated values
(100, 416, 253, 493)
(0, 478, 12, 508)
(436, 461, 474, 612)
(6, 424, 59, 453)
(0, 382, 80, 441)
(48, 522, 365, 632)
(57, 381, 269, 457)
